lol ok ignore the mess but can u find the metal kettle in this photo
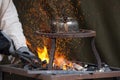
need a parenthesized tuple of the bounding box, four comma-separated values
(51, 17, 79, 33)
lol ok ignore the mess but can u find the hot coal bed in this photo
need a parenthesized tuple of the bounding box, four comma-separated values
(0, 29, 120, 80)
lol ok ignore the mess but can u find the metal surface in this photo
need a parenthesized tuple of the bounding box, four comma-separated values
(51, 17, 79, 33)
(0, 65, 120, 80)
(36, 29, 96, 38)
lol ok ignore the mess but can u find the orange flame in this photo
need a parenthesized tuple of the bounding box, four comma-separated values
(37, 46, 75, 70)
(54, 53, 74, 70)
(26, 40, 73, 70)
(26, 40, 82, 70)
(37, 46, 49, 63)
(54, 53, 66, 66)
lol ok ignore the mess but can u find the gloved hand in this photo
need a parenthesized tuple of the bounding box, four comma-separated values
(16, 47, 35, 63)
(16, 47, 41, 69)
(17, 47, 35, 56)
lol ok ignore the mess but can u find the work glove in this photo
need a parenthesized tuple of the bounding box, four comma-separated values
(16, 47, 35, 63)
(17, 47, 35, 56)
(16, 47, 41, 69)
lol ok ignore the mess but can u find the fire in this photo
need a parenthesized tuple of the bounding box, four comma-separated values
(54, 53, 66, 67)
(26, 40, 84, 70)
(37, 46, 74, 70)
(54, 53, 71, 70)
(37, 46, 49, 63)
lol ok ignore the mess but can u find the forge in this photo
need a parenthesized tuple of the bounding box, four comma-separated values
(0, 29, 120, 80)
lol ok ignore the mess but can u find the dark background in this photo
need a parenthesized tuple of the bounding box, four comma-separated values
(80, 0, 120, 67)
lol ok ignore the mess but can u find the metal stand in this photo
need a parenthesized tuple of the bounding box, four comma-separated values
(36, 29, 102, 70)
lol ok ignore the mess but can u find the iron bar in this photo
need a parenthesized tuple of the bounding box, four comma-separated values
(91, 37, 102, 69)
(48, 38, 56, 70)
(27, 70, 95, 74)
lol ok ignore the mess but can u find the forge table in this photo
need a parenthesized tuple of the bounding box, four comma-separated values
(0, 64, 120, 80)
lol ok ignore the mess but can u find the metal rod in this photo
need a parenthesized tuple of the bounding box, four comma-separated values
(36, 29, 96, 38)
(91, 37, 102, 69)
(48, 38, 56, 69)
(27, 70, 95, 74)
